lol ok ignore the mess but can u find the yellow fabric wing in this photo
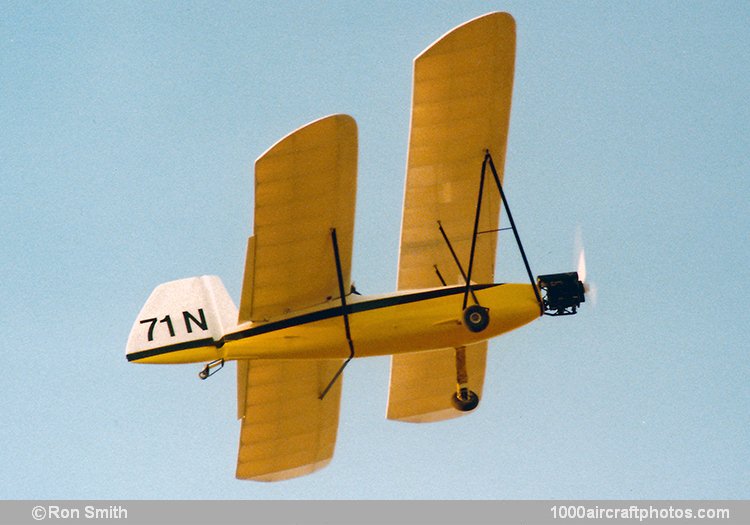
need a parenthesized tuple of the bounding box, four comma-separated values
(387, 13, 516, 422)
(239, 114, 357, 322)
(236, 359, 343, 481)
(235, 114, 356, 480)
(386, 342, 487, 422)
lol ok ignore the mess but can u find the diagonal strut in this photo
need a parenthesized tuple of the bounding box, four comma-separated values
(319, 228, 355, 400)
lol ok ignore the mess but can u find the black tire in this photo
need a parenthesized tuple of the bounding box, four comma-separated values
(451, 389, 480, 412)
(463, 304, 489, 333)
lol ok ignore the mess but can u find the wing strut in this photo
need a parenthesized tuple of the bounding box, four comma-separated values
(463, 152, 544, 315)
(437, 221, 480, 306)
(319, 228, 355, 400)
(462, 154, 488, 310)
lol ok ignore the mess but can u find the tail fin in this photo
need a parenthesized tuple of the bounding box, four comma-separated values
(126, 276, 238, 364)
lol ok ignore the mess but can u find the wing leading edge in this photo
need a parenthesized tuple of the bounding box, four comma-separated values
(388, 12, 516, 422)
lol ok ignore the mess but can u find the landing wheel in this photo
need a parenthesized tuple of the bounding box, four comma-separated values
(199, 369, 209, 380)
(462, 305, 489, 333)
(451, 388, 479, 412)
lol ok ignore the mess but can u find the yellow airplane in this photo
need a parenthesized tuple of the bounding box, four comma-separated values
(126, 12, 586, 481)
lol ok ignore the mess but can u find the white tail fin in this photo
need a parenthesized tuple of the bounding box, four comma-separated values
(126, 276, 238, 364)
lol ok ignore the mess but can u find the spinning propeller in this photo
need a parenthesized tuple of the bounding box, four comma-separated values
(575, 228, 597, 307)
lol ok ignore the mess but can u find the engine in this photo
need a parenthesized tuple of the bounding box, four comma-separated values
(536, 272, 586, 316)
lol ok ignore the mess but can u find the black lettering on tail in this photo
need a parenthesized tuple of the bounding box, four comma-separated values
(183, 309, 208, 333)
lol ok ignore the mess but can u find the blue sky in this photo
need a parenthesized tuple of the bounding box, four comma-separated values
(1, 1, 748, 499)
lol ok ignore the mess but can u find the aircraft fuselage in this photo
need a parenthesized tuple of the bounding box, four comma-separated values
(129, 283, 540, 365)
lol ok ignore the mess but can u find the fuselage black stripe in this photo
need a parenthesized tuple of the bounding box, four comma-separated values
(127, 284, 501, 362)
(126, 337, 216, 362)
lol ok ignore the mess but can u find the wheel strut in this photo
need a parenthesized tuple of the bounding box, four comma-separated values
(451, 347, 479, 412)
